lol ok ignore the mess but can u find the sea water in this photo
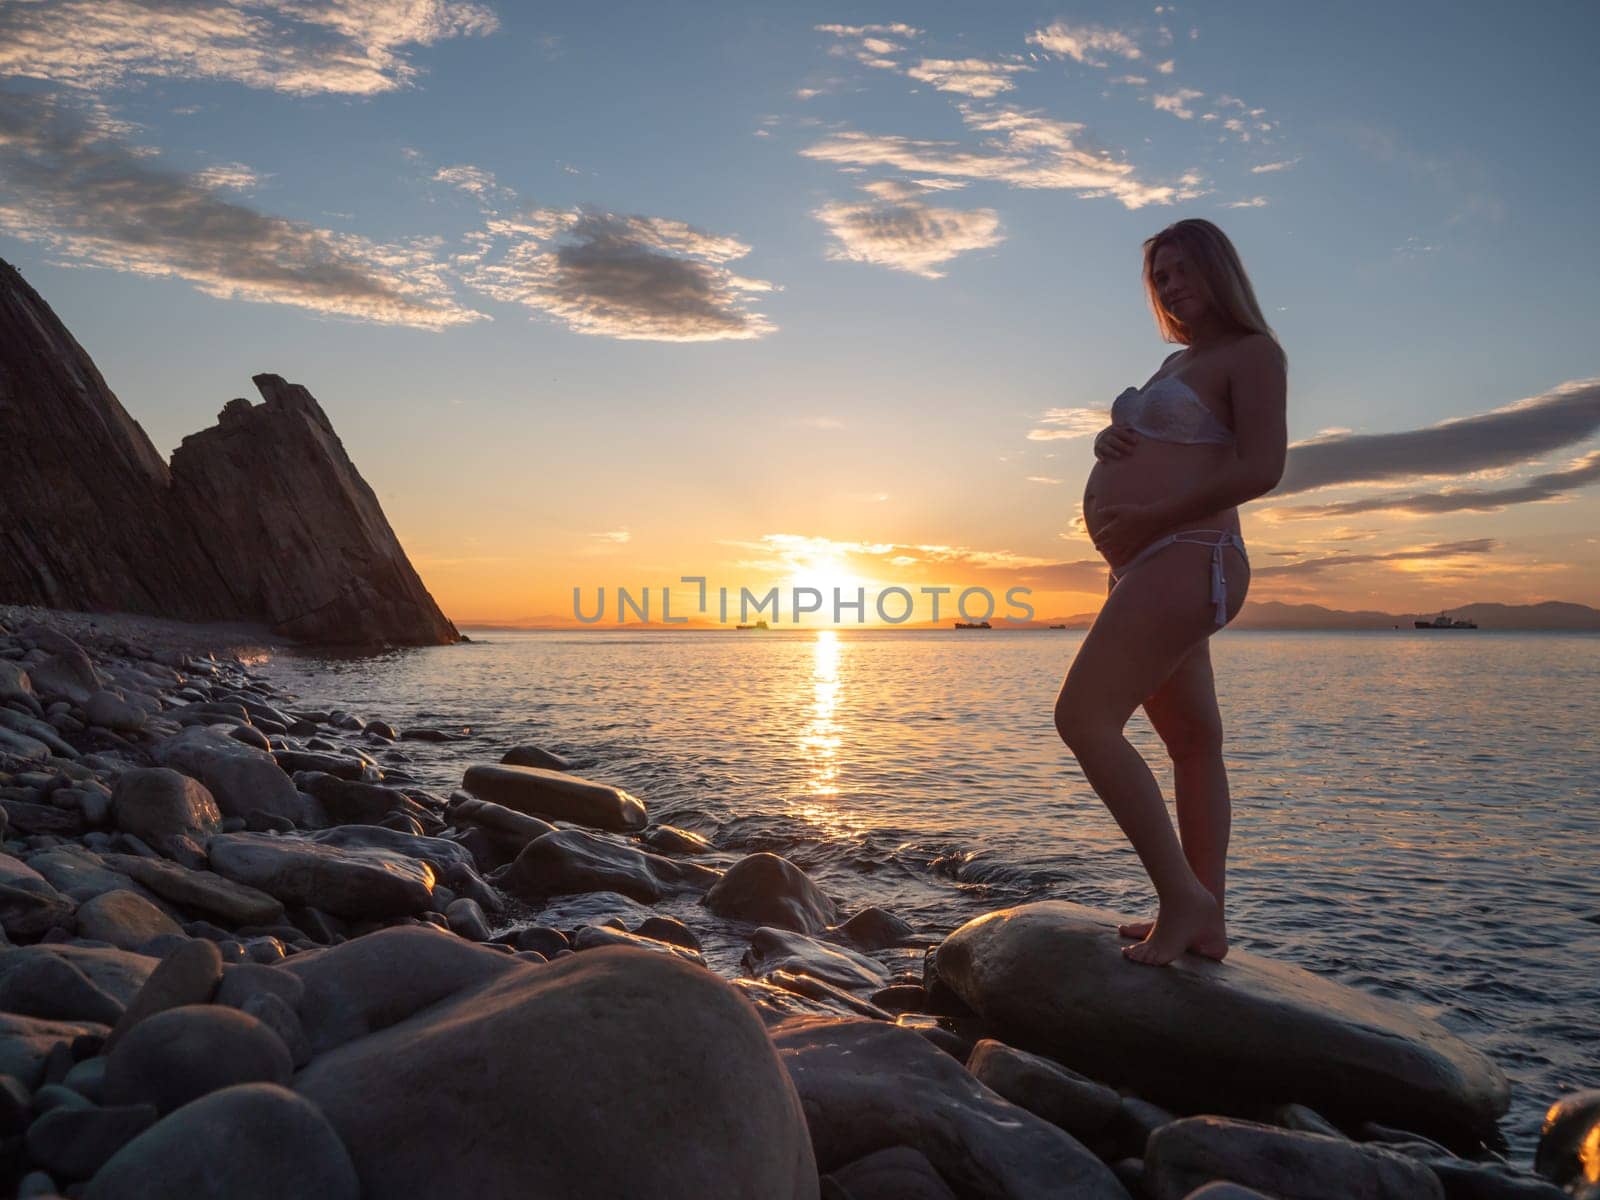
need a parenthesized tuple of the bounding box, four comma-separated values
(262, 628, 1600, 1158)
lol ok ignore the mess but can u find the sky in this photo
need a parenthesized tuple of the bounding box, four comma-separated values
(1, 0, 1597, 626)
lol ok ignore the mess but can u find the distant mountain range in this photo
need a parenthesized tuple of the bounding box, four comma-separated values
(1034, 600, 1600, 631)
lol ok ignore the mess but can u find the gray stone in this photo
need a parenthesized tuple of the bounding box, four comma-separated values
(0, 1012, 109, 1088)
(152, 727, 309, 825)
(634, 914, 701, 951)
(1144, 1116, 1443, 1200)
(85, 1082, 360, 1200)
(444, 897, 491, 941)
(833, 905, 917, 951)
(294, 944, 817, 1199)
(0, 947, 124, 1025)
(571, 924, 706, 965)
(504, 828, 712, 904)
(86, 690, 147, 733)
(75, 889, 184, 951)
(499, 744, 572, 771)
(936, 901, 1510, 1144)
(25, 1101, 157, 1180)
(772, 1015, 1125, 1198)
(109, 768, 221, 859)
(0, 855, 76, 938)
(215, 962, 306, 1012)
(704, 852, 839, 934)
(106, 939, 223, 1050)
(448, 795, 555, 850)
(19, 944, 157, 1007)
(241, 990, 310, 1068)
(966, 1039, 1122, 1143)
(461, 763, 647, 832)
(743, 926, 890, 991)
(640, 823, 715, 855)
(829, 1146, 959, 1200)
(104, 1003, 293, 1114)
(207, 832, 433, 919)
(100, 852, 284, 926)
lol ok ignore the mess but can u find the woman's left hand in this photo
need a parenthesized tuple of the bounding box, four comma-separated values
(1090, 502, 1162, 563)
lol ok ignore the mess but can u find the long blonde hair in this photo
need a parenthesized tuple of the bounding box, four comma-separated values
(1143, 219, 1279, 351)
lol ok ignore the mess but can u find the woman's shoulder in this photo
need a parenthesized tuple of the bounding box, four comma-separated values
(1224, 332, 1287, 373)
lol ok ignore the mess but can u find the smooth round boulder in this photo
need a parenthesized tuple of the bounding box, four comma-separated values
(500, 744, 572, 771)
(85, 1083, 359, 1200)
(110, 768, 222, 851)
(104, 1004, 293, 1114)
(86, 690, 148, 733)
(294, 945, 818, 1198)
(703, 852, 839, 934)
(74, 890, 183, 952)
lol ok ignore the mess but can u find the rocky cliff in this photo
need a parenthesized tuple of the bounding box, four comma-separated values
(0, 257, 458, 646)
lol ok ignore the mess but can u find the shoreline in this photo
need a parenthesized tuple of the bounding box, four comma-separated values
(1, 603, 1592, 1197)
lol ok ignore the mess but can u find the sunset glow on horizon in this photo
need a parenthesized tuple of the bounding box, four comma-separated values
(2, 1, 1595, 627)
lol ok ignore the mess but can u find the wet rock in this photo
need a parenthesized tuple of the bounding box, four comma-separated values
(0, 796, 83, 835)
(25, 945, 157, 1008)
(109, 768, 222, 862)
(296, 773, 425, 826)
(100, 852, 284, 926)
(504, 828, 713, 904)
(448, 795, 555, 851)
(207, 832, 434, 920)
(153, 727, 309, 825)
(640, 824, 715, 855)
(106, 940, 223, 1050)
(295, 944, 817, 1199)
(763, 971, 892, 1021)
(0, 948, 124, 1026)
(936, 901, 1510, 1145)
(833, 905, 917, 951)
(966, 1039, 1121, 1144)
(500, 744, 572, 771)
(704, 852, 839, 935)
(24, 846, 139, 904)
(25, 1101, 157, 1180)
(104, 1003, 293, 1114)
(461, 763, 647, 833)
(772, 1015, 1125, 1198)
(870, 983, 927, 1013)
(84, 1082, 360, 1200)
(241, 991, 311, 1069)
(215, 962, 305, 1012)
(744, 927, 890, 991)
(571, 924, 706, 965)
(444, 897, 491, 941)
(0, 660, 36, 707)
(75, 889, 184, 952)
(1144, 1116, 1443, 1199)
(828, 1146, 958, 1200)
(634, 914, 701, 951)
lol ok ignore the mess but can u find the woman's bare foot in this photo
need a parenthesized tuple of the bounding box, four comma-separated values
(1122, 886, 1229, 966)
(1117, 918, 1155, 939)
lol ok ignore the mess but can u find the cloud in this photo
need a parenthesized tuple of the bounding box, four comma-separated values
(814, 190, 1003, 278)
(432, 164, 510, 201)
(1224, 196, 1269, 208)
(1251, 157, 1301, 173)
(1026, 22, 1142, 66)
(1253, 539, 1497, 578)
(1151, 87, 1204, 119)
(1274, 450, 1600, 519)
(1276, 379, 1600, 495)
(802, 104, 1182, 209)
(1027, 407, 1106, 440)
(1026, 476, 1063, 485)
(0, 0, 498, 96)
(193, 161, 264, 191)
(905, 57, 1032, 98)
(458, 207, 777, 342)
(0, 90, 482, 328)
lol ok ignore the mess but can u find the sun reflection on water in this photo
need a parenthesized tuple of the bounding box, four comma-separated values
(791, 630, 870, 835)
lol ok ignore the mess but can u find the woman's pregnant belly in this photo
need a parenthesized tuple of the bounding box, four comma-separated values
(1083, 441, 1242, 566)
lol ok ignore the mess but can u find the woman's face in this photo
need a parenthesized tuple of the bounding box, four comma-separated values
(1151, 243, 1207, 324)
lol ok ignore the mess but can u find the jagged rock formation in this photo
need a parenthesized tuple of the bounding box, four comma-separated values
(0, 257, 457, 647)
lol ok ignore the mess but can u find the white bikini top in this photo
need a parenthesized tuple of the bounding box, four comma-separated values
(1110, 375, 1235, 446)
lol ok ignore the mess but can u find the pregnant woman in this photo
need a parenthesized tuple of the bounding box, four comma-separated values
(1055, 218, 1288, 966)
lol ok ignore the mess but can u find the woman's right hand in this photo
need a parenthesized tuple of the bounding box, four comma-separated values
(1094, 424, 1140, 462)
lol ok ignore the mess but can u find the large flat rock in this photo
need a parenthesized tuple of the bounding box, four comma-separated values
(207, 832, 433, 920)
(935, 901, 1509, 1144)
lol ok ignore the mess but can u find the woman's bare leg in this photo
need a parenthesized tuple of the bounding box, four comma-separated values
(1055, 542, 1246, 965)
(1118, 640, 1231, 939)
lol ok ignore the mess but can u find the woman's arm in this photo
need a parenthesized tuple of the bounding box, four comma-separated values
(1089, 335, 1287, 561)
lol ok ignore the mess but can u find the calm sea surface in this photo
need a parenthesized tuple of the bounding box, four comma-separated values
(262, 629, 1600, 1158)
